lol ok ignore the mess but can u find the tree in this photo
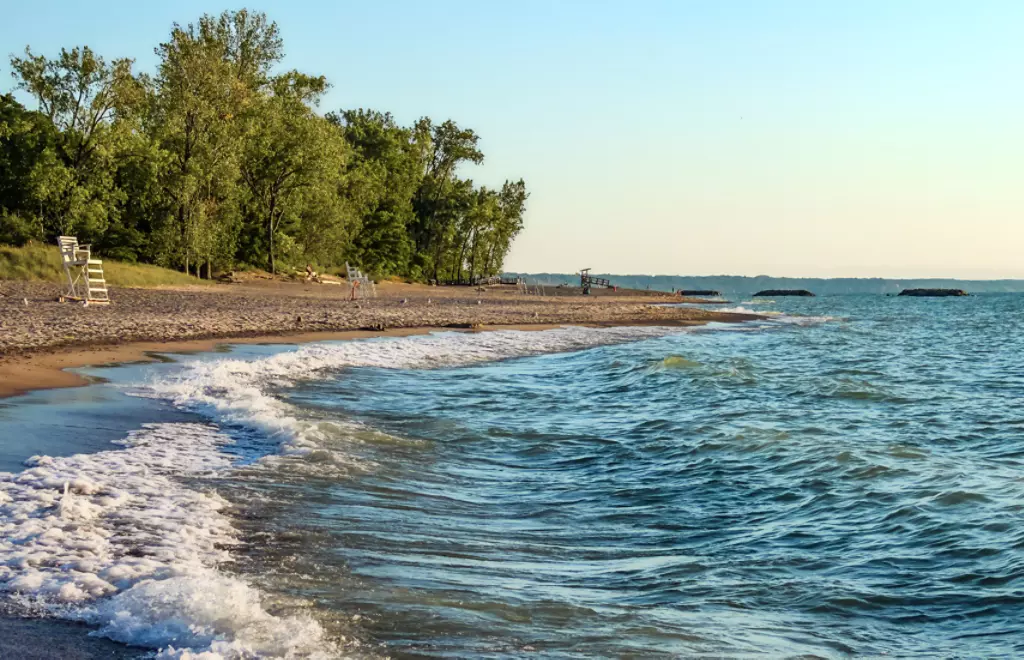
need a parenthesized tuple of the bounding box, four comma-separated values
(410, 119, 484, 281)
(151, 9, 282, 275)
(8, 46, 140, 240)
(484, 178, 528, 275)
(240, 73, 347, 273)
(331, 109, 427, 277)
(0, 94, 54, 243)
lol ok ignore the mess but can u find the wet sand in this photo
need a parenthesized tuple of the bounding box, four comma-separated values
(0, 615, 143, 659)
(0, 280, 755, 399)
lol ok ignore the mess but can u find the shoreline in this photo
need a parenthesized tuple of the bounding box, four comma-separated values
(1, 279, 760, 399)
(0, 319, 749, 400)
(0, 285, 760, 658)
(0, 323, 562, 399)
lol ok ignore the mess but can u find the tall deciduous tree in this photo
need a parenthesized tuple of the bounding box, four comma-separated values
(331, 109, 427, 277)
(8, 46, 140, 239)
(0, 94, 54, 242)
(150, 10, 284, 276)
(240, 72, 347, 273)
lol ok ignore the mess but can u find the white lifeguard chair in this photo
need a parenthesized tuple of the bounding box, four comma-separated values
(345, 262, 376, 299)
(58, 236, 109, 304)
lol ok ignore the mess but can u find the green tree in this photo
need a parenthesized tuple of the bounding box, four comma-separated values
(240, 73, 347, 273)
(485, 178, 528, 275)
(0, 94, 55, 243)
(150, 9, 282, 275)
(411, 119, 484, 281)
(8, 46, 140, 240)
(331, 109, 428, 277)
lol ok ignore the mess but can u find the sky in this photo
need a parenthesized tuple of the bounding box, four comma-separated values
(2, 1, 1022, 278)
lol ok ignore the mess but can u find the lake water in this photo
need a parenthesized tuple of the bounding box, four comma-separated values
(1, 294, 1023, 658)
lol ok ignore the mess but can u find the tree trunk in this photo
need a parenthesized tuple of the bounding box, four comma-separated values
(484, 243, 496, 276)
(267, 199, 277, 274)
(268, 225, 275, 274)
(469, 234, 479, 284)
(455, 235, 471, 283)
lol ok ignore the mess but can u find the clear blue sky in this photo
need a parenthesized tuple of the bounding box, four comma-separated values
(3, 1, 1023, 277)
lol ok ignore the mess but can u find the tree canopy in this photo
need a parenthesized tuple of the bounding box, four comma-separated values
(0, 9, 527, 281)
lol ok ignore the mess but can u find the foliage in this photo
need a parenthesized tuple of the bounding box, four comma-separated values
(0, 9, 527, 281)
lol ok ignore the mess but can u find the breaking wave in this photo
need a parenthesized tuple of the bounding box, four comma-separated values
(0, 423, 335, 658)
(2, 325, 705, 657)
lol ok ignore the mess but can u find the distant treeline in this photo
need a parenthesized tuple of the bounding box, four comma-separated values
(0, 9, 527, 281)
(509, 274, 1024, 295)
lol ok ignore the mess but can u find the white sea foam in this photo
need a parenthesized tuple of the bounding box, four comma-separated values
(145, 326, 687, 458)
(0, 423, 333, 658)
(715, 306, 783, 315)
(712, 306, 837, 326)
(0, 326, 702, 657)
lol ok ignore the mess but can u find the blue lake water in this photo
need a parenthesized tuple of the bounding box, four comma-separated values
(1, 294, 1023, 658)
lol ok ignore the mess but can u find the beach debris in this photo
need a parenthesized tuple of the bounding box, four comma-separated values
(303, 264, 323, 283)
(401, 298, 408, 304)
(296, 315, 303, 324)
(24, 297, 28, 305)
(477, 300, 482, 305)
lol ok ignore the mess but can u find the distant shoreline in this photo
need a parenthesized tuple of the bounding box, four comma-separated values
(509, 273, 1024, 295)
(0, 279, 759, 399)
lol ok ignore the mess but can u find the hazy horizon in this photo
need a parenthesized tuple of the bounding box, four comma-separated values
(508, 270, 1024, 282)
(4, 1, 1022, 278)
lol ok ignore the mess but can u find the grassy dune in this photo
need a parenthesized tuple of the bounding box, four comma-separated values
(0, 244, 209, 288)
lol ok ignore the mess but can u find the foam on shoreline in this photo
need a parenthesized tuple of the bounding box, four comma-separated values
(144, 326, 690, 458)
(3, 326, 694, 657)
(0, 423, 334, 658)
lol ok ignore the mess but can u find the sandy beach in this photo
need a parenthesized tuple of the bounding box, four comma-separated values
(0, 279, 756, 398)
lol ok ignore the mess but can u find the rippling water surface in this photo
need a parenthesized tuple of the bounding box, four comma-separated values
(3, 294, 1024, 658)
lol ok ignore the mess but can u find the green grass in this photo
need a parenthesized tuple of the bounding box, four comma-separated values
(0, 243, 211, 288)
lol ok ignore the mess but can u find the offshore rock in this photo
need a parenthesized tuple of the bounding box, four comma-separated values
(898, 288, 968, 297)
(753, 289, 815, 297)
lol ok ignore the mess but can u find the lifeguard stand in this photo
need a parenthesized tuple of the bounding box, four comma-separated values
(579, 268, 611, 295)
(345, 262, 376, 299)
(57, 236, 109, 304)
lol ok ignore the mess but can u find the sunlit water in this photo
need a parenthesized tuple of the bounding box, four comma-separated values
(2, 294, 1023, 658)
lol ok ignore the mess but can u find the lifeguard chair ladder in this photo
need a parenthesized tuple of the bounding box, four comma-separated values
(58, 236, 110, 304)
(345, 262, 376, 299)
